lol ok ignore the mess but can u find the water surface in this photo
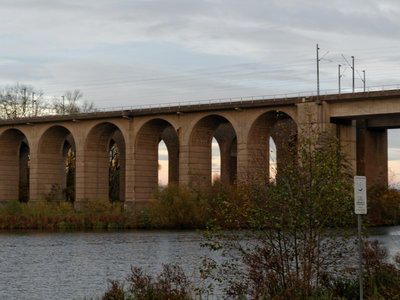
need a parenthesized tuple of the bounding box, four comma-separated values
(1, 226, 400, 299)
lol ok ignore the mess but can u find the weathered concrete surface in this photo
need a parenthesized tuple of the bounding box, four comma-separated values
(0, 89, 399, 205)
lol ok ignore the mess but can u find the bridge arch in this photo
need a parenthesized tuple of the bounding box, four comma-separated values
(188, 114, 237, 188)
(0, 129, 30, 202)
(83, 122, 126, 202)
(247, 110, 297, 182)
(35, 125, 76, 201)
(134, 118, 179, 205)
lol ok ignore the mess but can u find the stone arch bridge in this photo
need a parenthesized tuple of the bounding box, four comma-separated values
(0, 90, 398, 206)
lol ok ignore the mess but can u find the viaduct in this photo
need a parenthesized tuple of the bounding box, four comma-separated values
(0, 89, 398, 206)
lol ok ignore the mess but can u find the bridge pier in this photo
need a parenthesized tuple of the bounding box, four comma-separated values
(356, 120, 388, 187)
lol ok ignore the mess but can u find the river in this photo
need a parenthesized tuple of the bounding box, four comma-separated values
(0, 227, 400, 300)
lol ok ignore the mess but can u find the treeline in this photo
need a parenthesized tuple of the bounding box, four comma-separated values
(0, 83, 95, 119)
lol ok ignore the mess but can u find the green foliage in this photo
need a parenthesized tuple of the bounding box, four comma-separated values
(149, 184, 210, 229)
(367, 185, 400, 225)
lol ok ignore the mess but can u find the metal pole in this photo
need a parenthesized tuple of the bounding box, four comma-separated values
(317, 44, 320, 98)
(358, 214, 363, 299)
(62, 95, 65, 114)
(352, 56, 355, 93)
(338, 64, 341, 94)
(363, 70, 366, 92)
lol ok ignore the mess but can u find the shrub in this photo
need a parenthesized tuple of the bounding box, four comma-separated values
(102, 280, 126, 300)
(201, 127, 356, 298)
(367, 185, 400, 225)
(363, 240, 400, 298)
(101, 263, 193, 300)
(149, 184, 210, 229)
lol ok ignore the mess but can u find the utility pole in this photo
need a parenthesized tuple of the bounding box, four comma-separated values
(62, 95, 65, 114)
(352, 56, 355, 93)
(338, 64, 341, 94)
(316, 44, 320, 98)
(363, 70, 366, 92)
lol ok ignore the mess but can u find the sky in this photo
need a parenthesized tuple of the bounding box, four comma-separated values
(1, 0, 400, 183)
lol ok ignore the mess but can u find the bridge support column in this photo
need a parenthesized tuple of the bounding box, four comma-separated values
(337, 121, 357, 176)
(236, 142, 248, 183)
(356, 120, 388, 187)
(178, 143, 190, 186)
(74, 143, 85, 206)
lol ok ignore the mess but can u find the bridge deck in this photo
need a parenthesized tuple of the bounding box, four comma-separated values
(1, 89, 400, 126)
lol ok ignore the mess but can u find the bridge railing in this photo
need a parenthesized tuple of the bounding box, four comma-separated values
(93, 83, 400, 113)
(2, 84, 400, 120)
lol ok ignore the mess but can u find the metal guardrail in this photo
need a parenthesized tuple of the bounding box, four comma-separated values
(2, 84, 400, 120)
(94, 83, 400, 113)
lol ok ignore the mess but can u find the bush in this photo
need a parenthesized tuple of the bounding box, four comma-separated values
(201, 128, 356, 298)
(149, 184, 210, 229)
(101, 263, 193, 300)
(367, 185, 400, 225)
(363, 240, 400, 298)
(102, 280, 126, 300)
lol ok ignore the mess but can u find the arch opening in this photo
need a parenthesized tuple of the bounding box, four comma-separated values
(158, 140, 169, 187)
(84, 123, 126, 203)
(247, 111, 297, 183)
(269, 137, 277, 182)
(135, 119, 179, 205)
(109, 139, 120, 202)
(211, 137, 221, 183)
(189, 115, 237, 189)
(19, 141, 30, 202)
(36, 126, 76, 202)
(0, 129, 30, 202)
(63, 141, 75, 203)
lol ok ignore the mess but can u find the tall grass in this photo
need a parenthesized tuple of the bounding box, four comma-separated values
(149, 184, 211, 229)
(0, 199, 140, 230)
(0, 184, 218, 230)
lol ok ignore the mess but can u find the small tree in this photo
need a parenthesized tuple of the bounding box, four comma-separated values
(202, 125, 355, 298)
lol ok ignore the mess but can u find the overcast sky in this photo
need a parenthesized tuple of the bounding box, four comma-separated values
(2, 0, 400, 182)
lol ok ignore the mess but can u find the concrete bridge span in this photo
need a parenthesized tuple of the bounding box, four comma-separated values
(0, 90, 399, 206)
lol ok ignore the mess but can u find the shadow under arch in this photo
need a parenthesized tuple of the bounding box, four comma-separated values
(83, 122, 126, 202)
(189, 115, 237, 189)
(0, 129, 30, 202)
(135, 119, 179, 205)
(247, 110, 297, 183)
(36, 126, 76, 202)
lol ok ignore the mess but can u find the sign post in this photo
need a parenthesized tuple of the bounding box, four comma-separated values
(354, 176, 367, 300)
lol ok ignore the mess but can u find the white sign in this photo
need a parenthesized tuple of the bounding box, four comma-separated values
(354, 176, 367, 215)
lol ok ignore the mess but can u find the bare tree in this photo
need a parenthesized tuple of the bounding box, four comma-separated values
(53, 89, 95, 114)
(0, 83, 45, 119)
